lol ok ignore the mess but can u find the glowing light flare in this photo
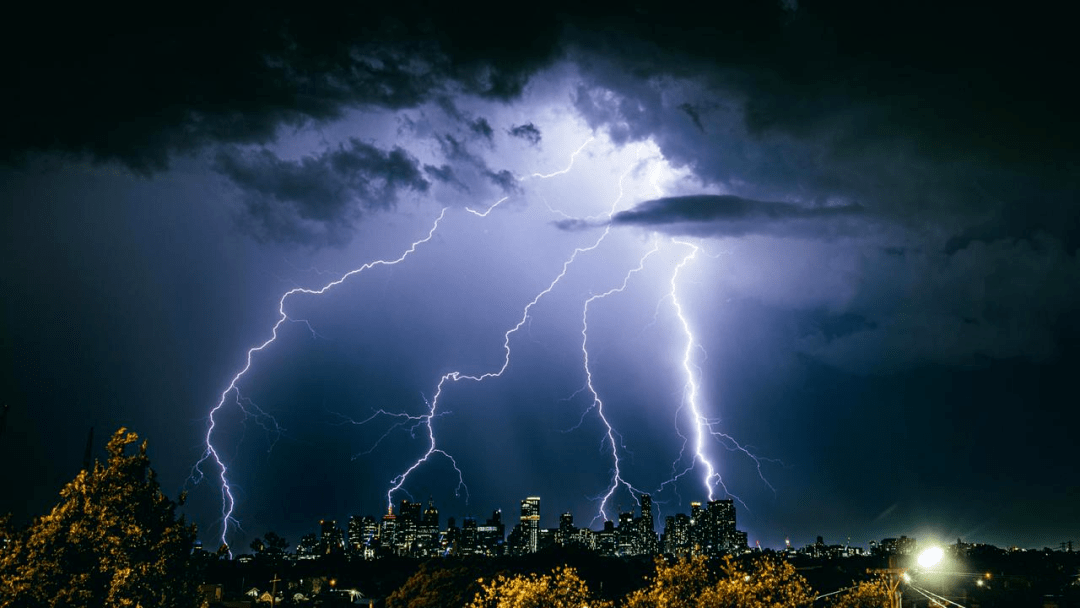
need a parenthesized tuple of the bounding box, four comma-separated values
(918, 546, 945, 568)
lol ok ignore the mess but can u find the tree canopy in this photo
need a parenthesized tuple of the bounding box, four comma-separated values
(823, 575, 894, 608)
(624, 555, 816, 608)
(466, 555, 821, 608)
(467, 565, 613, 608)
(0, 428, 199, 608)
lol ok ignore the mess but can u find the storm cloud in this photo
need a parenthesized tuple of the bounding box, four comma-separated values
(609, 194, 866, 238)
(0, 4, 568, 174)
(3, 0, 1078, 557)
(508, 123, 543, 145)
(214, 140, 429, 246)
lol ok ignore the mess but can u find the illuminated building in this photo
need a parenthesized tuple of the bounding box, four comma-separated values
(318, 520, 344, 555)
(380, 508, 397, 556)
(347, 515, 378, 557)
(477, 510, 505, 556)
(520, 496, 540, 553)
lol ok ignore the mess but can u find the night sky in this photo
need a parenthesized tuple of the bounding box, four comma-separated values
(2, 2, 1077, 553)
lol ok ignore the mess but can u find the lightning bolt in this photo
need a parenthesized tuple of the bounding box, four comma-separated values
(661, 238, 777, 507)
(380, 138, 634, 510)
(668, 239, 720, 501)
(582, 240, 660, 523)
(528, 137, 594, 179)
(465, 196, 510, 217)
(465, 137, 594, 218)
(382, 223, 615, 509)
(195, 132, 775, 551)
(191, 208, 448, 553)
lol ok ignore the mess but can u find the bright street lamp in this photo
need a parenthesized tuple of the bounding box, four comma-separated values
(917, 546, 944, 569)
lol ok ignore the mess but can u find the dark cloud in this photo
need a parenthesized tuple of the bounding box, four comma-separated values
(794, 234, 1080, 372)
(486, 169, 519, 193)
(214, 140, 428, 246)
(470, 118, 495, 141)
(434, 134, 520, 194)
(557, 2, 1077, 251)
(676, 103, 705, 133)
(432, 98, 495, 143)
(508, 123, 542, 145)
(10, 2, 1073, 215)
(423, 164, 468, 191)
(1, 4, 568, 174)
(609, 194, 865, 238)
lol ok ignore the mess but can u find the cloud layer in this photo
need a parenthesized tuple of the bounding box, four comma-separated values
(214, 140, 429, 246)
(610, 194, 865, 238)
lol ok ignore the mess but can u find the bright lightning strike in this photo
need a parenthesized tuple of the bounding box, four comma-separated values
(191, 209, 448, 553)
(380, 138, 635, 510)
(664, 239, 779, 505)
(196, 130, 774, 550)
(382, 221, 617, 509)
(669, 238, 721, 501)
(583, 240, 660, 523)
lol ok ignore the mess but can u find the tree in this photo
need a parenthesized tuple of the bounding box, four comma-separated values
(0, 428, 199, 608)
(387, 563, 491, 608)
(466, 565, 613, 608)
(823, 575, 893, 608)
(623, 555, 714, 608)
(699, 555, 815, 608)
(625, 555, 815, 608)
(250, 531, 288, 564)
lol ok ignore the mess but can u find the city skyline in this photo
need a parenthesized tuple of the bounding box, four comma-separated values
(227, 492, 1076, 558)
(3, 2, 1077, 555)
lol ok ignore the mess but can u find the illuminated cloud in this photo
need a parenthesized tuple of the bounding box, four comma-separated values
(609, 195, 866, 239)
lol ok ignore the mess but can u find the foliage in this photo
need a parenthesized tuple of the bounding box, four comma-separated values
(386, 563, 489, 608)
(700, 555, 816, 607)
(0, 428, 199, 608)
(250, 531, 288, 561)
(625, 555, 815, 608)
(623, 555, 714, 608)
(824, 575, 894, 608)
(466, 565, 613, 608)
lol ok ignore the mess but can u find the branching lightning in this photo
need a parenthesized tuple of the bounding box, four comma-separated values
(191, 209, 448, 552)
(375, 138, 633, 511)
(381, 211, 619, 509)
(661, 238, 778, 508)
(668, 239, 721, 501)
(196, 131, 778, 550)
(582, 240, 660, 523)
(528, 137, 594, 179)
(467, 137, 594, 217)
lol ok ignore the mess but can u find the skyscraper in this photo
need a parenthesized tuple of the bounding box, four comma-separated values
(704, 499, 734, 553)
(318, 519, 344, 555)
(380, 507, 397, 556)
(520, 496, 540, 553)
(639, 494, 657, 554)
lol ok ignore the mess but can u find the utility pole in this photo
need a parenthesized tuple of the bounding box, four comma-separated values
(270, 574, 281, 608)
(870, 555, 907, 608)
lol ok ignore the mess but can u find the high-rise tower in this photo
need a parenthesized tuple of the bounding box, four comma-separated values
(520, 496, 540, 553)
